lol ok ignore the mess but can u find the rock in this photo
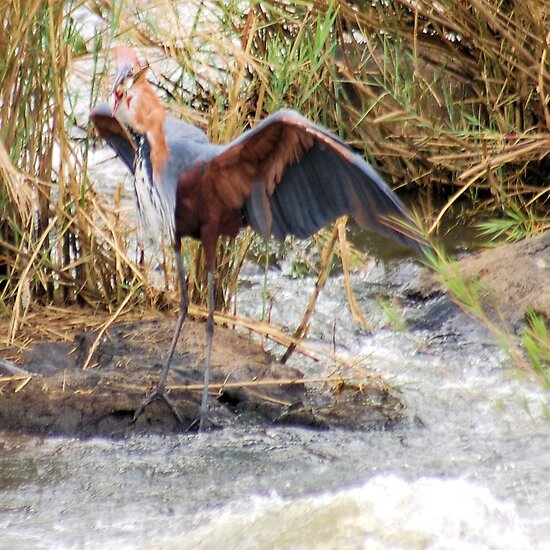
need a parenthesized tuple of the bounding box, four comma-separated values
(0, 318, 403, 437)
(457, 231, 550, 328)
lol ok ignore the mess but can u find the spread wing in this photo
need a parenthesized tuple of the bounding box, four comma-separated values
(89, 103, 136, 173)
(205, 109, 423, 252)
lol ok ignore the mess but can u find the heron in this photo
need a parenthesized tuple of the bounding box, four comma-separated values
(90, 45, 425, 429)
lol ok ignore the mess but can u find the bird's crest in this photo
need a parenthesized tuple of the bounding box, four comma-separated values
(115, 44, 141, 70)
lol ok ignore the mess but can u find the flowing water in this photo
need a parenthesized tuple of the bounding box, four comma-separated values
(1, 259, 549, 549)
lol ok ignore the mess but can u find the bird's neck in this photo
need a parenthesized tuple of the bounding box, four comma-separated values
(131, 82, 170, 181)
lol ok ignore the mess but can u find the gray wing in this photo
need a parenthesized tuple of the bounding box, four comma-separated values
(89, 103, 136, 173)
(206, 109, 424, 253)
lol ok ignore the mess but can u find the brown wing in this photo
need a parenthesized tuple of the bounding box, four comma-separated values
(205, 109, 424, 253)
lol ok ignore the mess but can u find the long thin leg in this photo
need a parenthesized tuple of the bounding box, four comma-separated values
(134, 249, 188, 422)
(198, 269, 215, 430)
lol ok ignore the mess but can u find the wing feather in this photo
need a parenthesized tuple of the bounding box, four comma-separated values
(209, 109, 423, 252)
(89, 103, 136, 173)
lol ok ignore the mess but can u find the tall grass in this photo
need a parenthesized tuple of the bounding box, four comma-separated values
(0, 0, 143, 344)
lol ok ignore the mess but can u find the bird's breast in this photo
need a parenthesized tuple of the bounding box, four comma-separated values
(133, 136, 175, 240)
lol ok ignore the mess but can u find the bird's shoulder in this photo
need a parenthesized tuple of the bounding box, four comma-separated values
(164, 116, 211, 145)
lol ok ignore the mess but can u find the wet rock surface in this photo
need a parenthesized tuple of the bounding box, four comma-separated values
(457, 230, 550, 328)
(0, 319, 403, 437)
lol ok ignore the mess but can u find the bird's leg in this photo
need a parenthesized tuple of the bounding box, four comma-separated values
(133, 250, 188, 423)
(198, 269, 215, 430)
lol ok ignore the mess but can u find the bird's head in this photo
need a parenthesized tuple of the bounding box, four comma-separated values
(107, 45, 169, 180)
(111, 45, 149, 127)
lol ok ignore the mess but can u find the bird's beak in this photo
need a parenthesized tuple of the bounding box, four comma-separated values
(112, 64, 132, 95)
(111, 63, 149, 95)
(112, 92, 121, 117)
(111, 65, 131, 117)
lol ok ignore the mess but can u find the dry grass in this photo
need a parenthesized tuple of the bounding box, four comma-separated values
(0, 0, 149, 345)
(331, 1, 550, 221)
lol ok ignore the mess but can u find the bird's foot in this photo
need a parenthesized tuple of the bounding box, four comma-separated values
(186, 404, 212, 432)
(133, 385, 184, 424)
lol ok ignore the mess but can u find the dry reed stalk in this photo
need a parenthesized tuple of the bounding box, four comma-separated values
(81, 284, 140, 369)
(0, 374, 32, 383)
(111, 372, 384, 396)
(190, 304, 373, 373)
(168, 372, 383, 393)
(0, 142, 33, 224)
(0, 375, 33, 392)
(8, 214, 60, 343)
(337, 217, 372, 329)
(280, 221, 339, 364)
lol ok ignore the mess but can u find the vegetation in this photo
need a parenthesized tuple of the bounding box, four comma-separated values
(0, 1, 548, 382)
(0, 0, 146, 346)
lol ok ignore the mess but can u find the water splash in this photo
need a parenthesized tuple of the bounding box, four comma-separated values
(160, 475, 530, 550)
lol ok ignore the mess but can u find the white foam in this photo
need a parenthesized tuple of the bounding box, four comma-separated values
(152, 475, 531, 550)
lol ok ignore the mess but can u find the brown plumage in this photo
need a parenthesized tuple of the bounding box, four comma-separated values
(90, 46, 427, 429)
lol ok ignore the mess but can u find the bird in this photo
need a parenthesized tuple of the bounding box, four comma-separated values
(90, 45, 426, 429)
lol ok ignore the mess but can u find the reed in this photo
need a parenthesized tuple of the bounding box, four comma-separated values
(522, 311, 550, 389)
(0, 0, 149, 346)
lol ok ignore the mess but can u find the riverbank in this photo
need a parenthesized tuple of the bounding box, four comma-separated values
(1, 231, 548, 438)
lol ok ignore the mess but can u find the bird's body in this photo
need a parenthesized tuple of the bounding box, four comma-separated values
(133, 118, 211, 238)
(92, 103, 420, 259)
(91, 45, 425, 428)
